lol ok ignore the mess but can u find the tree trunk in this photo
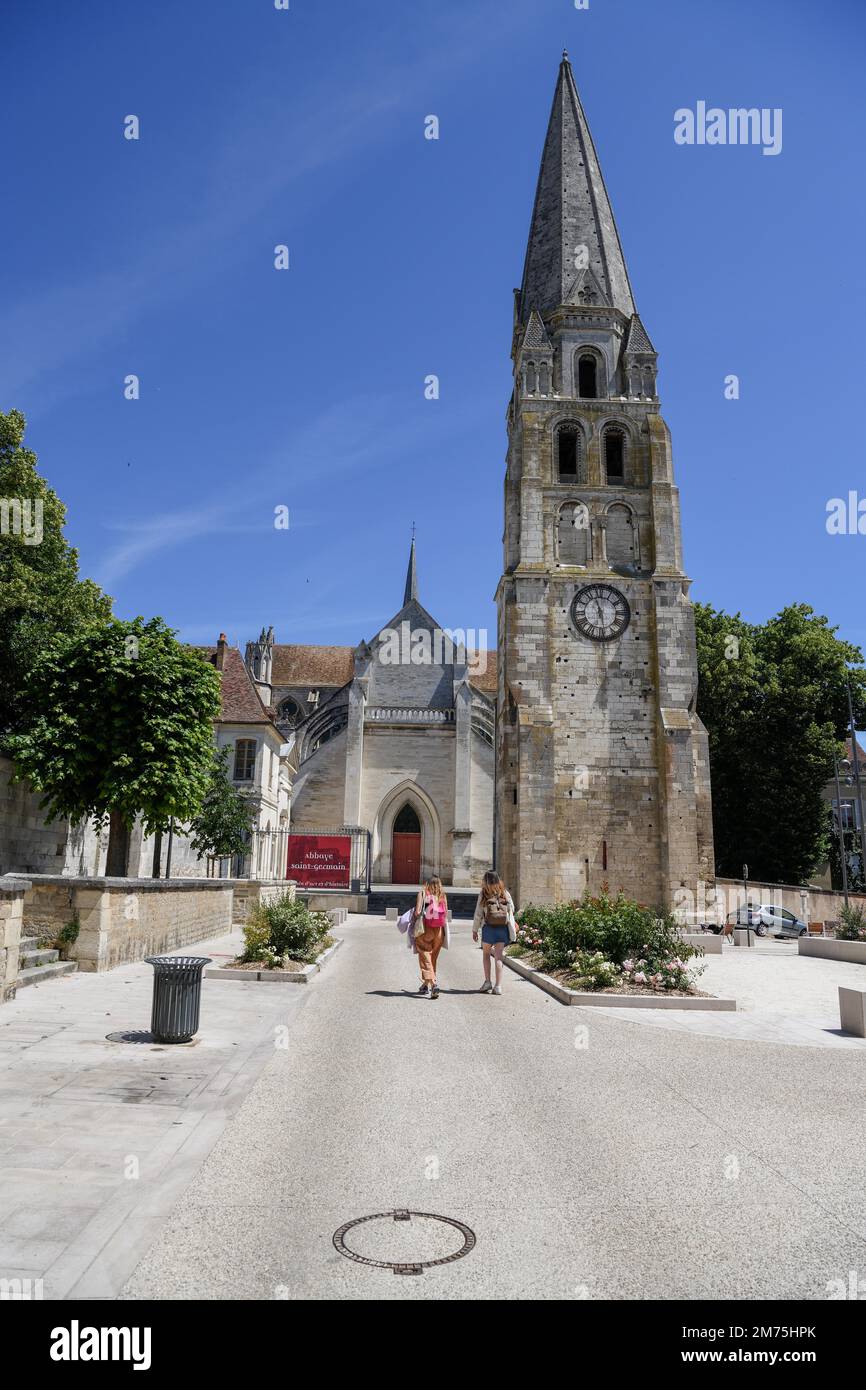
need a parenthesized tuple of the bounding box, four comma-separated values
(151, 829, 163, 878)
(106, 811, 131, 877)
(164, 818, 174, 879)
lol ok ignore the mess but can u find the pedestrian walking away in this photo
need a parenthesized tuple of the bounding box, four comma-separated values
(413, 876, 449, 999)
(472, 870, 517, 995)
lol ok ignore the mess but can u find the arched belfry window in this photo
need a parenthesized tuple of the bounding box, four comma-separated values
(556, 422, 584, 482)
(604, 426, 626, 483)
(577, 354, 598, 399)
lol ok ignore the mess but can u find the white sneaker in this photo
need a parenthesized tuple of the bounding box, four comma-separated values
(492, 984, 502, 996)
(480, 980, 493, 993)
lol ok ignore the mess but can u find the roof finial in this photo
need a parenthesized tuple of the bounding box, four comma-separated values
(403, 531, 418, 607)
(562, 48, 569, 61)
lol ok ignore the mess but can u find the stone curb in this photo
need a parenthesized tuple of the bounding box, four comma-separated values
(504, 953, 737, 1010)
(204, 936, 344, 984)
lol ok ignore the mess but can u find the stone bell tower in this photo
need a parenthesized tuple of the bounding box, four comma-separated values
(496, 53, 714, 910)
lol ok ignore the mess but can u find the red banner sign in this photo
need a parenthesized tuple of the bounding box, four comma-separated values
(287, 834, 351, 890)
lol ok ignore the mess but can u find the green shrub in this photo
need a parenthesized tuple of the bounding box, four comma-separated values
(242, 894, 332, 967)
(567, 950, 620, 991)
(57, 916, 80, 947)
(516, 890, 701, 978)
(837, 904, 866, 942)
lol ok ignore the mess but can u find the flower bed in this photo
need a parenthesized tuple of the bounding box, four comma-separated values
(508, 890, 707, 997)
(238, 892, 333, 970)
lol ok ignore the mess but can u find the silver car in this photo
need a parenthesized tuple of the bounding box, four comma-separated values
(723, 904, 808, 939)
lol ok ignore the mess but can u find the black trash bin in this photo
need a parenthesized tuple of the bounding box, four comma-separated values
(145, 956, 212, 1043)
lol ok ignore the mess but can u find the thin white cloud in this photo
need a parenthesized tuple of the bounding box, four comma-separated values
(2, 1, 530, 408)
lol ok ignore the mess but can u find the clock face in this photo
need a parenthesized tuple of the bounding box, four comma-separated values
(571, 584, 630, 642)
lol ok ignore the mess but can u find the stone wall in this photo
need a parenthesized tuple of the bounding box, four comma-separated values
(230, 879, 296, 923)
(0, 757, 105, 877)
(716, 877, 866, 925)
(0, 878, 29, 1003)
(13, 876, 234, 973)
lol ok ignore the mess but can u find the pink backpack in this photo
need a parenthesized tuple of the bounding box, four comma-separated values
(424, 895, 446, 925)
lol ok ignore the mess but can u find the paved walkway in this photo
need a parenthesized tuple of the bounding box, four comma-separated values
(0, 929, 308, 1298)
(117, 917, 866, 1301)
(590, 940, 866, 1049)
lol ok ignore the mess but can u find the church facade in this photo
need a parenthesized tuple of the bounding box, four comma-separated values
(245, 543, 496, 888)
(495, 53, 714, 908)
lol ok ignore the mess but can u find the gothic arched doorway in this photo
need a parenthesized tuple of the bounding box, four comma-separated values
(392, 803, 421, 884)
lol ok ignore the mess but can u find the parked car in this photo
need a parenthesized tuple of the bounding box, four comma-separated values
(711, 905, 808, 939)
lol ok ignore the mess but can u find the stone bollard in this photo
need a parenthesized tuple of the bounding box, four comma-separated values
(839, 987, 866, 1039)
(733, 927, 753, 949)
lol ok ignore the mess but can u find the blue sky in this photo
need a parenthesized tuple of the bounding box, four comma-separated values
(2, 0, 865, 660)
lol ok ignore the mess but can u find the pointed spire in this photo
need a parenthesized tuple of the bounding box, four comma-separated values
(403, 532, 418, 607)
(519, 54, 636, 323)
(623, 313, 656, 355)
(520, 308, 553, 352)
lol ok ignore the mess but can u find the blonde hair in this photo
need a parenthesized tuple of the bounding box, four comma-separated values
(424, 876, 444, 899)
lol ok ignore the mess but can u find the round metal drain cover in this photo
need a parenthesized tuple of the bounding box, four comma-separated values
(333, 1210, 476, 1275)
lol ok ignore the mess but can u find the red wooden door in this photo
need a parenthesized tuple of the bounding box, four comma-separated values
(392, 832, 421, 884)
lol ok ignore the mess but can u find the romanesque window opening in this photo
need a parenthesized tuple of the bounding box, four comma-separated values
(578, 354, 598, 398)
(557, 422, 583, 481)
(233, 739, 256, 781)
(606, 502, 637, 569)
(557, 501, 590, 565)
(604, 427, 625, 482)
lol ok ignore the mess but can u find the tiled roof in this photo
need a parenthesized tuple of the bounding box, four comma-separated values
(468, 654, 497, 694)
(198, 645, 273, 725)
(846, 735, 866, 765)
(271, 642, 498, 696)
(271, 645, 355, 689)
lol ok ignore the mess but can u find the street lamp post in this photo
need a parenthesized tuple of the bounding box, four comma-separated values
(833, 752, 850, 909)
(845, 677, 865, 885)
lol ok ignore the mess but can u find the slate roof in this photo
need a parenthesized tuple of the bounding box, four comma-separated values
(623, 313, 656, 355)
(520, 308, 553, 352)
(519, 53, 636, 323)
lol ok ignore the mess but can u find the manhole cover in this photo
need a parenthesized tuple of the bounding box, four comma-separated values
(333, 1210, 476, 1275)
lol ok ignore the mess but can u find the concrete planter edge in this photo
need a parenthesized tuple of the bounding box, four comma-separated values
(504, 953, 737, 1010)
(204, 936, 344, 984)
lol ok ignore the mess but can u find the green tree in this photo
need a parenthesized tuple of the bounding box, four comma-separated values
(0, 410, 112, 735)
(5, 616, 221, 874)
(695, 603, 866, 883)
(188, 746, 254, 866)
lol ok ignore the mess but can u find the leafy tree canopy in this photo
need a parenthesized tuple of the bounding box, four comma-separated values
(695, 602, 866, 884)
(5, 617, 222, 853)
(0, 410, 112, 736)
